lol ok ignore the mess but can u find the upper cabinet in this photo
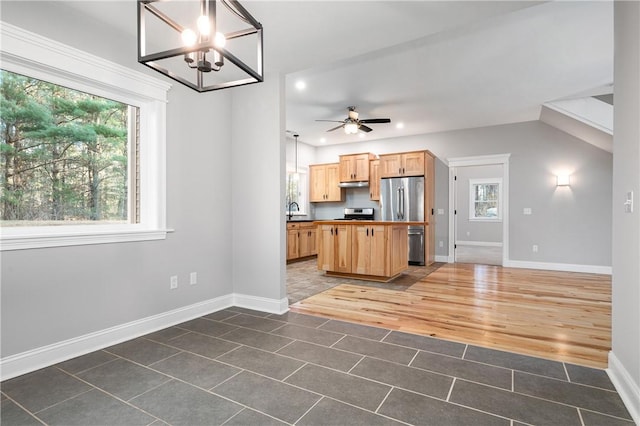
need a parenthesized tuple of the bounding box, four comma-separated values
(369, 159, 380, 201)
(310, 163, 343, 202)
(379, 151, 426, 178)
(339, 153, 375, 182)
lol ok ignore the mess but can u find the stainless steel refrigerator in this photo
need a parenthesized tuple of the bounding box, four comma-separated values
(380, 176, 425, 265)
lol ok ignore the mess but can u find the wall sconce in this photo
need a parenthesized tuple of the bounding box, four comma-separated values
(556, 175, 571, 186)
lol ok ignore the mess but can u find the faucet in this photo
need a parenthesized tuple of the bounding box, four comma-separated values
(287, 201, 300, 220)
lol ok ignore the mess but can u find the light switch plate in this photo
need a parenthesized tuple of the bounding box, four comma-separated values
(523, 208, 532, 215)
(625, 191, 634, 213)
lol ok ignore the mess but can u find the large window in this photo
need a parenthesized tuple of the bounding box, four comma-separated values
(1, 70, 137, 225)
(0, 23, 170, 250)
(469, 178, 502, 221)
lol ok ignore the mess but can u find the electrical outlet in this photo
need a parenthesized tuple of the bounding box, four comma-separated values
(170, 275, 178, 289)
(532, 244, 538, 253)
(437, 209, 445, 215)
(439, 241, 444, 248)
(190, 272, 197, 285)
(523, 208, 532, 215)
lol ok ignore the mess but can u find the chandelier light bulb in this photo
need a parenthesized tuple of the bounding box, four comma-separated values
(181, 28, 197, 46)
(197, 15, 211, 37)
(214, 32, 226, 48)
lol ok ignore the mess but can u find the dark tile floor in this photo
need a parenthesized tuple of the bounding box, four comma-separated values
(1, 307, 633, 426)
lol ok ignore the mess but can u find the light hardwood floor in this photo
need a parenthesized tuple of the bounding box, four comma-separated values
(290, 262, 611, 368)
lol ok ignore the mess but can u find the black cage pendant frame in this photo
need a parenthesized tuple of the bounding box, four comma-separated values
(137, 0, 263, 92)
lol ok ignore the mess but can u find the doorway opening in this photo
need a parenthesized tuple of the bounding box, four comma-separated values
(447, 154, 510, 266)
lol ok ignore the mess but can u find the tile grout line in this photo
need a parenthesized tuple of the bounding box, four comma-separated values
(374, 386, 395, 414)
(446, 377, 456, 402)
(291, 395, 324, 425)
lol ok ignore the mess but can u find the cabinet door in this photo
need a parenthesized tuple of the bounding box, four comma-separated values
(369, 160, 380, 200)
(309, 165, 327, 202)
(287, 229, 299, 260)
(402, 152, 425, 176)
(351, 225, 370, 275)
(352, 154, 370, 181)
(325, 163, 343, 202)
(339, 156, 355, 182)
(368, 225, 388, 277)
(389, 225, 408, 276)
(317, 224, 335, 271)
(379, 154, 403, 178)
(299, 225, 317, 258)
(334, 224, 352, 273)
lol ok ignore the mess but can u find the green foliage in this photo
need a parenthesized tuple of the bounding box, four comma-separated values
(0, 69, 131, 223)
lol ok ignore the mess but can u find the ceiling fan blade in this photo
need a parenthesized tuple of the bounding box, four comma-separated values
(359, 124, 373, 133)
(316, 119, 344, 123)
(359, 118, 391, 124)
(326, 124, 345, 132)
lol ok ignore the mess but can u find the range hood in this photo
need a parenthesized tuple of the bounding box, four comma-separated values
(338, 181, 369, 188)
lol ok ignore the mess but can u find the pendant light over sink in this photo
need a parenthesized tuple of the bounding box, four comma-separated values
(137, 0, 263, 92)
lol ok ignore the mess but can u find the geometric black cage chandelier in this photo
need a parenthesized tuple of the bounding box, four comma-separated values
(137, 0, 263, 92)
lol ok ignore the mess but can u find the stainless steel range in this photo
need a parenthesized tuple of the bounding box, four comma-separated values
(335, 207, 374, 220)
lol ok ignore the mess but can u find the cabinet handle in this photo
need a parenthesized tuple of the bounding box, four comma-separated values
(335, 227, 338, 235)
(371, 227, 374, 236)
(366, 228, 369, 236)
(398, 167, 401, 175)
(331, 227, 333, 236)
(402, 167, 405, 174)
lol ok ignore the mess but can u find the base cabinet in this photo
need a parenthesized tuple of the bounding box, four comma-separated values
(318, 222, 407, 280)
(287, 222, 317, 262)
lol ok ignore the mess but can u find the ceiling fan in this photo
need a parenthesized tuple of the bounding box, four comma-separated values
(316, 106, 391, 134)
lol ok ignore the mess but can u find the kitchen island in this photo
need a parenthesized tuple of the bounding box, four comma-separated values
(314, 220, 421, 282)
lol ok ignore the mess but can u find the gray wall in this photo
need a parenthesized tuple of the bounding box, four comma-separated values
(314, 120, 612, 267)
(612, 0, 640, 413)
(0, 2, 235, 357)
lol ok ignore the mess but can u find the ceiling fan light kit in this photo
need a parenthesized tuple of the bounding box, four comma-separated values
(317, 106, 391, 135)
(137, 0, 263, 92)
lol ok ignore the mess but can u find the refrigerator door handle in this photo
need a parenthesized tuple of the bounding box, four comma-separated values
(400, 187, 405, 220)
(396, 186, 402, 220)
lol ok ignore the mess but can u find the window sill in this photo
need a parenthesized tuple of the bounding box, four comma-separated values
(0, 226, 173, 251)
(469, 218, 502, 223)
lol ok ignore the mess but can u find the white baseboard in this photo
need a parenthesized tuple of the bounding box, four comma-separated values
(607, 351, 640, 424)
(455, 240, 503, 247)
(434, 255, 449, 263)
(233, 293, 289, 315)
(0, 293, 287, 381)
(504, 259, 612, 275)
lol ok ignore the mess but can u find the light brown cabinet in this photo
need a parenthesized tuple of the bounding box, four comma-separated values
(339, 153, 375, 182)
(317, 223, 351, 273)
(351, 224, 387, 276)
(310, 163, 343, 202)
(317, 222, 408, 280)
(379, 151, 425, 178)
(369, 159, 380, 200)
(287, 222, 317, 262)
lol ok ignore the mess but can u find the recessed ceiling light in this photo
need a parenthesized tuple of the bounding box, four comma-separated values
(358, 133, 365, 138)
(396, 122, 404, 129)
(320, 138, 326, 144)
(295, 80, 306, 90)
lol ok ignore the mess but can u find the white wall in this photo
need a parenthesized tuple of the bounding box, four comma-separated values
(313, 121, 612, 269)
(0, 2, 234, 359)
(230, 74, 287, 310)
(610, 2, 640, 423)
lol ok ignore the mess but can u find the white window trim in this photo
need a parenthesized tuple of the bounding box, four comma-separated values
(469, 178, 503, 222)
(286, 166, 308, 216)
(0, 22, 172, 251)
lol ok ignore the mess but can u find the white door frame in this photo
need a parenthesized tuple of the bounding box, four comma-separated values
(447, 154, 511, 265)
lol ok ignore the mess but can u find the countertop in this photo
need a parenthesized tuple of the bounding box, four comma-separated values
(313, 220, 427, 226)
(286, 219, 316, 223)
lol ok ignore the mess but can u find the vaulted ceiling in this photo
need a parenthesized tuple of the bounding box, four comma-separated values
(63, 1, 614, 147)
